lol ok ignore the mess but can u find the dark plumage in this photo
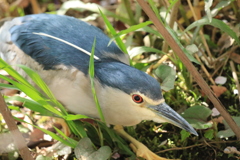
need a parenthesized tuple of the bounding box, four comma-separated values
(9, 14, 125, 71)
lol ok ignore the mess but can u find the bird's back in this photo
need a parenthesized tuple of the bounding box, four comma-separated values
(0, 14, 129, 74)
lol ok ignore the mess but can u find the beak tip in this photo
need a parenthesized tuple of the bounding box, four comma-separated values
(183, 124, 198, 136)
(190, 129, 198, 136)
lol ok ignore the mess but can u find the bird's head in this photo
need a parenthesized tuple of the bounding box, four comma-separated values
(94, 61, 198, 136)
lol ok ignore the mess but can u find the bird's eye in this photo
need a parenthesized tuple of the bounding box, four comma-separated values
(132, 94, 143, 103)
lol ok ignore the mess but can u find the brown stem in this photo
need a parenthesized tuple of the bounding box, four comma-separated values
(0, 95, 34, 160)
(230, 61, 240, 105)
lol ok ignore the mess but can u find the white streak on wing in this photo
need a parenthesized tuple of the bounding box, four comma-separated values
(33, 32, 100, 60)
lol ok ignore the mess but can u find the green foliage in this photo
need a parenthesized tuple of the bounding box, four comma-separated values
(163, 24, 200, 64)
(184, 18, 240, 45)
(81, 121, 135, 157)
(129, 46, 166, 59)
(74, 137, 111, 160)
(218, 117, 240, 138)
(154, 64, 176, 91)
(0, 58, 91, 138)
(181, 105, 213, 129)
(204, 0, 213, 22)
(110, 21, 153, 41)
(89, 37, 106, 124)
(99, 9, 128, 55)
(211, 1, 232, 17)
(137, 26, 162, 37)
(147, 0, 161, 20)
(5, 96, 56, 117)
(180, 129, 191, 141)
(204, 129, 214, 140)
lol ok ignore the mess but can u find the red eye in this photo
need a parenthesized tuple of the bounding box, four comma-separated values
(132, 94, 143, 103)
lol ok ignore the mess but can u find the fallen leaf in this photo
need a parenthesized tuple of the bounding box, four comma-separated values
(212, 107, 220, 116)
(30, 128, 44, 142)
(233, 89, 239, 95)
(217, 33, 234, 52)
(212, 116, 224, 124)
(211, 85, 227, 97)
(215, 76, 227, 85)
(230, 53, 240, 64)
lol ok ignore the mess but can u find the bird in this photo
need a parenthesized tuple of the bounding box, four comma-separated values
(0, 14, 197, 160)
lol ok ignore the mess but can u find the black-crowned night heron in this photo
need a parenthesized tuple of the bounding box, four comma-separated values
(0, 14, 197, 160)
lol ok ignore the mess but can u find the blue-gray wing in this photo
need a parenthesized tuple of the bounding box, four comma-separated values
(0, 14, 129, 74)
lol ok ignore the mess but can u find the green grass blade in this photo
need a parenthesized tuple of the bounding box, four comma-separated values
(0, 59, 36, 90)
(63, 114, 89, 121)
(53, 126, 78, 146)
(184, 18, 240, 44)
(129, 46, 166, 58)
(67, 121, 88, 138)
(165, 26, 200, 64)
(1, 59, 89, 139)
(0, 83, 19, 90)
(204, 0, 213, 22)
(15, 117, 77, 148)
(98, 122, 135, 156)
(89, 38, 106, 124)
(138, 26, 162, 37)
(17, 65, 67, 114)
(148, 0, 161, 20)
(99, 9, 128, 55)
(110, 21, 153, 43)
(18, 65, 56, 100)
(8, 105, 20, 111)
(0, 74, 62, 116)
(166, 0, 179, 20)
(4, 96, 56, 116)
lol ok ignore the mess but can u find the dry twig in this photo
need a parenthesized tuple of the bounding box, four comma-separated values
(230, 61, 240, 104)
(0, 94, 34, 160)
